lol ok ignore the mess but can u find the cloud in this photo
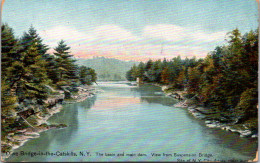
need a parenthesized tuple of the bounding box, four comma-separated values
(143, 24, 186, 42)
(40, 24, 227, 61)
(39, 26, 94, 47)
(142, 24, 226, 43)
(190, 30, 227, 42)
(93, 25, 139, 41)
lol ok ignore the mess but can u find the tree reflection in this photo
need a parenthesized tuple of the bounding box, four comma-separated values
(6, 97, 97, 162)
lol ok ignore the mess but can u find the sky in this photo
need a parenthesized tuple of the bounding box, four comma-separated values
(2, 0, 259, 61)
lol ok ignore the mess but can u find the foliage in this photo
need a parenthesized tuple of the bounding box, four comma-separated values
(79, 66, 97, 85)
(1, 24, 97, 146)
(126, 28, 258, 124)
(1, 80, 18, 133)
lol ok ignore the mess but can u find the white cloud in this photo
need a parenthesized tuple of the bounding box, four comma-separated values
(142, 24, 227, 43)
(40, 24, 227, 60)
(39, 26, 94, 47)
(143, 24, 186, 42)
(93, 25, 139, 41)
(191, 30, 227, 42)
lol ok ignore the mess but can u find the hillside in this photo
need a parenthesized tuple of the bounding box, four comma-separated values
(76, 57, 138, 81)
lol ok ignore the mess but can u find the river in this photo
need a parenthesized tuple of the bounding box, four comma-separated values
(6, 82, 258, 162)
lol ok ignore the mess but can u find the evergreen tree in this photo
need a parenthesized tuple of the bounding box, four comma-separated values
(20, 25, 49, 55)
(145, 59, 153, 71)
(137, 62, 145, 79)
(126, 69, 135, 81)
(1, 24, 23, 77)
(7, 42, 49, 104)
(161, 67, 170, 84)
(54, 40, 78, 85)
(79, 66, 97, 85)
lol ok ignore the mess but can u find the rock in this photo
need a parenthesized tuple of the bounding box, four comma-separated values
(206, 124, 218, 128)
(205, 120, 212, 124)
(16, 129, 27, 133)
(240, 130, 252, 137)
(24, 132, 40, 136)
(161, 86, 170, 91)
(49, 123, 67, 129)
(221, 126, 231, 131)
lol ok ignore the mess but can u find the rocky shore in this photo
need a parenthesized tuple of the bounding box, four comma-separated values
(63, 85, 97, 104)
(161, 85, 258, 138)
(1, 85, 96, 160)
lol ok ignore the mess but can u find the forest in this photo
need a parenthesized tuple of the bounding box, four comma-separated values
(1, 24, 97, 150)
(126, 28, 258, 130)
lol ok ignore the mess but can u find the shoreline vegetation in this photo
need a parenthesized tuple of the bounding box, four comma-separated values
(2, 85, 96, 160)
(159, 84, 258, 138)
(127, 28, 258, 139)
(1, 24, 97, 160)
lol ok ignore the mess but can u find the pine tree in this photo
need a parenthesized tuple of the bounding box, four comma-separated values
(187, 67, 201, 94)
(145, 59, 153, 71)
(137, 62, 145, 79)
(126, 69, 135, 81)
(7, 42, 49, 104)
(54, 40, 78, 86)
(20, 25, 49, 55)
(161, 67, 170, 84)
(1, 24, 23, 77)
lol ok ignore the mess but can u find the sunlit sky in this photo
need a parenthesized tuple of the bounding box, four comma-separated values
(2, 0, 259, 61)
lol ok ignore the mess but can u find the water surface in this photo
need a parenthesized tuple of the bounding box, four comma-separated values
(6, 82, 258, 162)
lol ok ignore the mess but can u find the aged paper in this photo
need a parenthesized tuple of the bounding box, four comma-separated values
(1, 0, 259, 162)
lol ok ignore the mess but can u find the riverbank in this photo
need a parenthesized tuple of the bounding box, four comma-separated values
(1, 85, 96, 161)
(159, 85, 258, 138)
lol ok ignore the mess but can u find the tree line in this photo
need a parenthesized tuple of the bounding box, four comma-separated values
(1, 24, 97, 142)
(126, 28, 258, 129)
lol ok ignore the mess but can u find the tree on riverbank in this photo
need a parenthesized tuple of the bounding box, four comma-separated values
(126, 28, 258, 129)
(1, 24, 97, 152)
(53, 40, 78, 85)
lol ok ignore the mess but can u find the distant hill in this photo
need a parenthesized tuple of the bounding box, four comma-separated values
(76, 57, 138, 81)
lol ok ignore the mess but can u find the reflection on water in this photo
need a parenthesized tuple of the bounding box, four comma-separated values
(6, 82, 257, 162)
(93, 96, 140, 110)
(141, 96, 176, 106)
(6, 96, 97, 162)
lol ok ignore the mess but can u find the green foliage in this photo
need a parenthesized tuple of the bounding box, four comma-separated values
(1, 24, 23, 76)
(79, 66, 97, 85)
(187, 67, 201, 94)
(1, 24, 97, 148)
(1, 80, 18, 132)
(53, 40, 78, 84)
(6, 42, 49, 104)
(20, 25, 49, 55)
(56, 81, 69, 88)
(126, 69, 135, 81)
(236, 88, 258, 118)
(126, 28, 258, 124)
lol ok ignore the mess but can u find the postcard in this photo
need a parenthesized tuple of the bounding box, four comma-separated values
(1, 0, 259, 162)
